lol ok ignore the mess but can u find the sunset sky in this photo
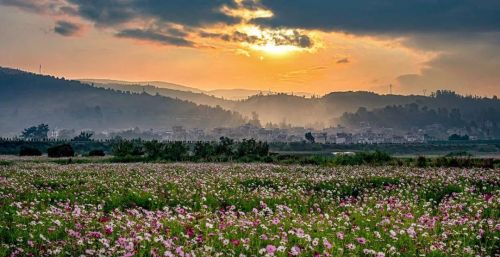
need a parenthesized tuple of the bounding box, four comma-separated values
(1, 0, 499, 96)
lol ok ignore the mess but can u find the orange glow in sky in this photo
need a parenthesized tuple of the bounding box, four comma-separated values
(0, 1, 498, 96)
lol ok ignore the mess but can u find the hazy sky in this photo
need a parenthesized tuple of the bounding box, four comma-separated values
(1, 0, 499, 96)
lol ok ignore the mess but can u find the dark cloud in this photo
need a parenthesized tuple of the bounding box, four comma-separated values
(0, 0, 70, 15)
(116, 29, 194, 47)
(201, 30, 314, 49)
(336, 58, 349, 64)
(0, 0, 47, 13)
(67, 0, 137, 26)
(4, 1, 500, 36)
(67, 0, 241, 27)
(254, 0, 500, 34)
(54, 20, 82, 36)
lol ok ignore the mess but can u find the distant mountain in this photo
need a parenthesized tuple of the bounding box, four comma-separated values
(81, 79, 314, 101)
(228, 92, 426, 127)
(80, 79, 204, 93)
(3, 67, 497, 137)
(78, 79, 500, 131)
(206, 89, 266, 100)
(229, 91, 500, 130)
(0, 67, 244, 136)
(337, 91, 500, 136)
(206, 89, 313, 100)
(83, 81, 236, 109)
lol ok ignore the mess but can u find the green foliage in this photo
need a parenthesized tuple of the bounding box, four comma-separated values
(143, 140, 163, 160)
(331, 151, 392, 166)
(236, 139, 269, 158)
(112, 140, 143, 157)
(193, 141, 215, 160)
(432, 157, 495, 168)
(20, 124, 49, 140)
(163, 142, 188, 161)
(19, 146, 42, 156)
(416, 156, 427, 167)
(72, 131, 94, 141)
(215, 137, 235, 156)
(239, 179, 279, 191)
(0, 160, 13, 166)
(47, 144, 74, 158)
(305, 132, 315, 143)
(445, 151, 472, 157)
(448, 134, 469, 141)
(88, 149, 105, 157)
(419, 184, 463, 204)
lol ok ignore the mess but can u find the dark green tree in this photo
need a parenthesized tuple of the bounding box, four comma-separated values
(216, 137, 234, 156)
(19, 146, 42, 156)
(194, 142, 215, 160)
(72, 131, 94, 141)
(305, 132, 315, 143)
(21, 124, 49, 140)
(164, 142, 188, 161)
(112, 140, 134, 157)
(47, 144, 74, 158)
(143, 140, 164, 160)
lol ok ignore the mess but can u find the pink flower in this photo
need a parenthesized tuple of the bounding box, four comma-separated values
(346, 243, 356, 250)
(266, 245, 277, 255)
(175, 246, 184, 256)
(357, 237, 367, 244)
(290, 246, 301, 256)
(231, 239, 240, 246)
(323, 238, 332, 249)
(404, 213, 414, 219)
(336, 232, 344, 240)
(105, 225, 113, 235)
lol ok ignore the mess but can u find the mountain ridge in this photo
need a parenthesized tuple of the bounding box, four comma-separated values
(0, 67, 245, 136)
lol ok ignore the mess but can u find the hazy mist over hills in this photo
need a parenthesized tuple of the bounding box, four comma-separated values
(82, 79, 314, 101)
(77, 79, 500, 131)
(0, 67, 244, 136)
(1, 67, 499, 137)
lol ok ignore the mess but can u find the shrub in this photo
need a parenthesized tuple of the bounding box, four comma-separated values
(112, 140, 143, 157)
(19, 146, 42, 156)
(416, 156, 427, 167)
(332, 151, 391, 166)
(88, 149, 105, 157)
(446, 151, 472, 157)
(47, 144, 74, 158)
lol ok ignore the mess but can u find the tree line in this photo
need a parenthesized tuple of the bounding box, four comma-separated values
(112, 137, 270, 162)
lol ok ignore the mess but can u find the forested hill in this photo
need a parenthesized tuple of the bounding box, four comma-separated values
(338, 91, 500, 136)
(229, 91, 500, 128)
(84, 81, 236, 110)
(0, 67, 244, 136)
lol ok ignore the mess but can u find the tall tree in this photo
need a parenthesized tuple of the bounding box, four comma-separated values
(21, 124, 49, 140)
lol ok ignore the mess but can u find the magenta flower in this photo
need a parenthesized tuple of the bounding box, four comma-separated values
(290, 246, 301, 256)
(266, 244, 277, 255)
(357, 237, 366, 244)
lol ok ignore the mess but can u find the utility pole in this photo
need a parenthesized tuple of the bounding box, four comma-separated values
(39, 64, 42, 74)
(389, 84, 393, 95)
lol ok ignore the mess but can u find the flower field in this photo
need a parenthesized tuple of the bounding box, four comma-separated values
(0, 162, 498, 256)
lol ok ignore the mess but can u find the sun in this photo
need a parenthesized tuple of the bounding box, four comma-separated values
(236, 25, 307, 55)
(251, 43, 302, 55)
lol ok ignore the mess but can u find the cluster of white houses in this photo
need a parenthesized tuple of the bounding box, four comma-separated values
(144, 124, 429, 144)
(47, 123, 477, 144)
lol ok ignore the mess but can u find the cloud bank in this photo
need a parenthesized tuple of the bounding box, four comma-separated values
(1, 0, 499, 95)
